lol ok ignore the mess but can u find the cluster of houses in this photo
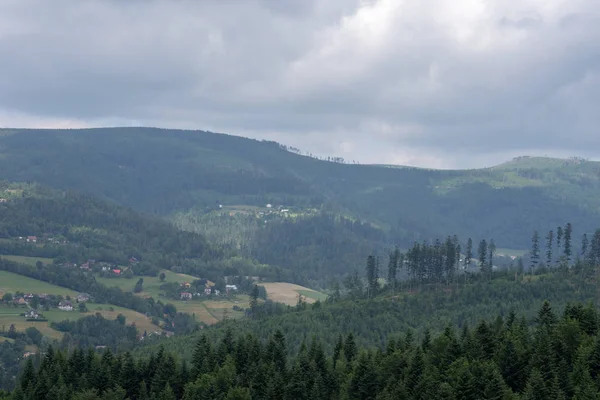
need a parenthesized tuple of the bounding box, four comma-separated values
(178, 281, 239, 300)
(139, 330, 175, 341)
(16, 234, 68, 245)
(6, 292, 91, 316)
(60, 257, 139, 276)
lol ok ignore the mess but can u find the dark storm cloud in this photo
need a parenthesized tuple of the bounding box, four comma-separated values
(0, 0, 599, 168)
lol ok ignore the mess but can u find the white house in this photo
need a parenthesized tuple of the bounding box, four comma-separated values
(58, 301, 73, 311)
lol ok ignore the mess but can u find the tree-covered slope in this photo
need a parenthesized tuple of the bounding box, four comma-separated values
(0, 182, 277, 280)
(1, 128, 599, 251)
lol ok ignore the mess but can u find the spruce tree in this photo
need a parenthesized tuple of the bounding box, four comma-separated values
(465, 238, 473, 268)
(523, 368, 547, 400)
(556, 226, 563, 264)
(478, 239, 487, 273)
(582, 233, 589, 258)
(365, 255, 379, 299)
(531, 231, 541, 271)
(386, 249, 398, 293)
(249, 285, 259, 315)
(564, 223, 573, 263)
(546, 230, 554, 266)
(487, 239, 496, 274)
(344, 333, 358, 364)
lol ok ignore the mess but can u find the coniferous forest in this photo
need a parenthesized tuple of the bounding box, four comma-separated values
(6, 301, 600, 400)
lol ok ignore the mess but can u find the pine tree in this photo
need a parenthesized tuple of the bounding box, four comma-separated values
(564, 223, 573, 264)
(582, 233, 589, 258)
(344, 333, 357, 364)
(333, 335, 344, 367)
(488, 239, 496, 274)
(249, 285, 259, 315)
(478, 239, 487, 274)
(365, 255, 379, 299)
(387, 249, 398, 293)
(20, 358, 36, 392)
(406, 348, 425, 396)
(556, 226, 563, 264)
(523, 368, 547, 400)
(192, 334, 213, 377)
(465, 238, 473, 268)
(546, 230, 554, 266)
(531, 231, 540, 271)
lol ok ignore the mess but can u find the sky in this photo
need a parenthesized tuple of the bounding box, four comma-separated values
(0, 0, 599, 169)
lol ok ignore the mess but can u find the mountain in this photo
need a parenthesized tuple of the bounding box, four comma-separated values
(1, 128, 599, 277)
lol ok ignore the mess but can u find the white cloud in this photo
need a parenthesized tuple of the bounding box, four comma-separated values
(0, 0, 598, 168)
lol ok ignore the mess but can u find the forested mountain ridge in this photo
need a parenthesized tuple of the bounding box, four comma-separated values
(0, 182, 278, 280)
(1, 128, 599, 253)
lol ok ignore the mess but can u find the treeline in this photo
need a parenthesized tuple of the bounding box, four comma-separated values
(0, 260, 196, 334)
(9, 301, 600, 399)
(529, 225, 600, 271)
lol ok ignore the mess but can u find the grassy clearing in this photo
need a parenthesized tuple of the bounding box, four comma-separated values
(175, 302, 218, 325)
(96, 269, 198, 299)
(175, 295, 251, 325)
(0, 336, 14, 343)
(0, 271, 78, 297)
(0, 306, 64, 340)
(0, 255, 54, 266)
(0, 302, 157, 339)
(296, 289, 328, 302)
(42, 304, 157, 334)
(260, 282, 326, 306)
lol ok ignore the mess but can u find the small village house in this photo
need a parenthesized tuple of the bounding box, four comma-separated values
(225, 284, 238, 293)
(204, 287, 212, 295)
(180, 292, 192, 300)
(58, 301, 73, 311)
(77, 293, 91, 302)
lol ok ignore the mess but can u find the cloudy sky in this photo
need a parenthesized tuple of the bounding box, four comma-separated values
(0, 0, 599, 168)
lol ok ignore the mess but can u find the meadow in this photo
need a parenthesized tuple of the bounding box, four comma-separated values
(95, 269, 199, 299)
(0, 270, 78, 297)
(260, 282, 327, 306)
(0, 255, 54, 267)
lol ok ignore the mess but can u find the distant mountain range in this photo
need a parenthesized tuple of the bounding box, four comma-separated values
(0, 127, 598, 270)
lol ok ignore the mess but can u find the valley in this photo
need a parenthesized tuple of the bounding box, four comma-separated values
(0, 128, 599, 398)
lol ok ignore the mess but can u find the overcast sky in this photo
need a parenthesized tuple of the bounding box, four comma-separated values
(1, 0, 599, 168)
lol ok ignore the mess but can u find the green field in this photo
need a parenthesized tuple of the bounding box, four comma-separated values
(0, 271, 78, 297)
(296, 289, 329, 302)
(0, 305, 63, 340)
(95, 269, 200, 298)
(169, 294, 250, 325)
(0, 255, 54, 266)
(42, 304, 158, 333)
(0, 302, 158, 339)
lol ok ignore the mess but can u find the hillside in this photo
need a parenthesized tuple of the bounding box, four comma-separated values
(0, 128, 599, 275)
(143, 268, 600, 357)
(0, 182, 279, 281)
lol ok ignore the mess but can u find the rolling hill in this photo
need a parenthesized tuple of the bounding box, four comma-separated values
(0, 128, 599, 278)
